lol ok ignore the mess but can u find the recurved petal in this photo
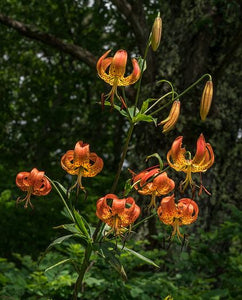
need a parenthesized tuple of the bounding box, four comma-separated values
(101, 57, 113, 72)
(111, 198, 126, 215)
(97, 50, 113, 84)
(81, 152, 103, 177)
(61, 150, 79, 175)
(140, 168, 159, 186)
(74, 141, 90, 166)
(16, 171, 31, 191)
(192, 134, 206, 165)
(32, 176, 52, 196)
(97, 49, 111, 74)
(204, 143, 215, 169)
(178, 198, 199, 225)
(96, 194, 118, 221)
(109, 49, 127, 77)
(157, 195, 178, 225)
(153, 172, 175, 195)
(167, 136, 187, 171)
(118, 58, 141, 86)
(121, 197, 140, 227)
(191, 141, 214, 172)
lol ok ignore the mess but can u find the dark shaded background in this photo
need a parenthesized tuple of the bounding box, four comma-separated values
(0, 0, 241, 299)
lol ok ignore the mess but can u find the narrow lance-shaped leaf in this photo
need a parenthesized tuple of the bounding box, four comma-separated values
(45, 258, 72, 273)
(73, 209, 90, 238)
(117, 244, 159, 268)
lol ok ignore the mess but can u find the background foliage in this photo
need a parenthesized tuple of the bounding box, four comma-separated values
(0, 0, 241, 299)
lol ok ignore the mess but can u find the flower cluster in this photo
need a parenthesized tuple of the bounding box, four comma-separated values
(15, 46, 215, 241)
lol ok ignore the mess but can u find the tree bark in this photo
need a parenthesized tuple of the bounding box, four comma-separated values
(0, 13, 97, 69)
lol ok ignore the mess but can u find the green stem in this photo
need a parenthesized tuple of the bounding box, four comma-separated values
(45, 176, 74, 222)
(150, 73, 212, 116)
(132, 212, 157, 230)
(73, 244, 92, 300)
(133, 35, 152, 117)
(144, 91, 173, 114)
(111, 123, 135, 193)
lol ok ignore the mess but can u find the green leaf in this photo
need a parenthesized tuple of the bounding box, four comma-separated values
(95, 242, 127, 281)
(73, 209, 90, 238)
(140, 98, 157, 114)
(54, 223, 81, 234)
(102, 101, 130, 119)
(47, 234, 74, 250)
(123, 178, 132, 196)
(128, 106, 139, 117)
(117, 245, 159, 268)
(133, 113, 157, 125)
(53, 180, 68, 196)
(45, 258, 72, 273)
(137, 56, 147, 73)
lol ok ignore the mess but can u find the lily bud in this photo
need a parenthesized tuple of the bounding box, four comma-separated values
(200, 80, 213, 121)
(151, 14, 162, 51)
(158, 100, 180, 133)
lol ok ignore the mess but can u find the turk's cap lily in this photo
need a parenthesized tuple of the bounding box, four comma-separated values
(167, 134, 214, 191)
(16, 168, 52, 208)
(200, 80, 213, 121)
(132, 167, 175, 197)
(167, 134, 214, 173)
(157, 195, 199, 238)
(97, 49, 141, 86)
(96, 194, 140, 235)
(61, 140, 103, 178)
(97, 49, 141, 108)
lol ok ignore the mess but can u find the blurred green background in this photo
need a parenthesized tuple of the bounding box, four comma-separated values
(0, 0, 241, 299)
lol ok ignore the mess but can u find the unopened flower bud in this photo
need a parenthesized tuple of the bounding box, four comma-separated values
(151, 15, 162, 51)
(158, 100, 180, 133)
(200, 80, 213, 121)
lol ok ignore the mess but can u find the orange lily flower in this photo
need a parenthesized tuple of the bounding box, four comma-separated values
(96, 194, 140, 235)
(131, 167, 175, 209)
(61, 140, 103, 190)
(167, 134, 214, 191)
(16, 168, 52, 208)
(97, 49, 141, 108)
(157, 195, 199, 239)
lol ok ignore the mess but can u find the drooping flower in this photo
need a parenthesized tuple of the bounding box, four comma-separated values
(16, 168, 52, 208)
(97, 49, 141, 108)
(158, 100, 180, 133)
(96, 194, 140, 235)
(131, 167, 175, 209)
(167, 134, 214, 191)
(157, 195, 199, 239)
(200, 80, 213, 121)
(61, 141, 103, 190)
